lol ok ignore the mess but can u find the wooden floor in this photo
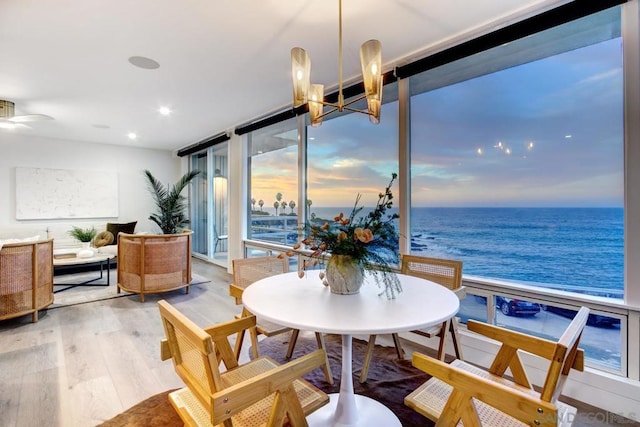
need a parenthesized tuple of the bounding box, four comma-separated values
(0, 258, 637, 426)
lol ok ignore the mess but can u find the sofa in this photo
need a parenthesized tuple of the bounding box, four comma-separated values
(0, 239, 54, 322)
(117, 231, 192, 302)
(0, 221, 137, 258)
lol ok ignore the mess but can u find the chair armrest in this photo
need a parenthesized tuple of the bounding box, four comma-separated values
(467, 319, 558, 360)
(210, 349, 327, 425)
(411, 352, 558, 427)
(453, 286, 466, 299)
(229, 283, 243, 304)
(204, 315, 257, 340)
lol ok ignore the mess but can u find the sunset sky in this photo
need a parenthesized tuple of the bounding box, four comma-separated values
(252, 37, 623, 209)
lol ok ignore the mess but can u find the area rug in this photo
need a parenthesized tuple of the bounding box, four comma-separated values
(50, 270, 211, 308)
(99, 334, 434, 426)
(99, 389, 181, 427)
(257, 333, 433, 427)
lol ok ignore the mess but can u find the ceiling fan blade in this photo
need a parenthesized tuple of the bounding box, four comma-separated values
(0, 119, 31, 129)
(9, 114, 54, 123)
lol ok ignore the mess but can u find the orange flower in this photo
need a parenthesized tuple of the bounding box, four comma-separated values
(354, 227, 374, 243)
(338, 230, 347, 241)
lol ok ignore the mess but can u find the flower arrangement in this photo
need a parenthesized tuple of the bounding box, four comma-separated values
(284, 173, 402, 299)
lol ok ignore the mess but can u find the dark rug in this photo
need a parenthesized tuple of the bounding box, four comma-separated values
(99, 389, 181, 427)
(100, 334, 433, 426)
(257, 333, 433, 427)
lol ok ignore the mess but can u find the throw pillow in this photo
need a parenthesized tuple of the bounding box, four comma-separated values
(106, 221, 137, 244)
(93, 231, 114, 247)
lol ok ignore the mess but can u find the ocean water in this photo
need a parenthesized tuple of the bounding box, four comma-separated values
(310, 207, 624, 297)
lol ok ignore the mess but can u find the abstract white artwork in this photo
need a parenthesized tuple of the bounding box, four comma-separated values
(16, 167, 119, 219)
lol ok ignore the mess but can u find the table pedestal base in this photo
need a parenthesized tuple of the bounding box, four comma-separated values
(307, 393, 401, 427)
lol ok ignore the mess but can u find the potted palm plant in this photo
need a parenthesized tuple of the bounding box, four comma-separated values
(143, 169, 201, 234)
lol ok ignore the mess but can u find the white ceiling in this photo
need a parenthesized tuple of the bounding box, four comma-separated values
(0, 0, 567, 152)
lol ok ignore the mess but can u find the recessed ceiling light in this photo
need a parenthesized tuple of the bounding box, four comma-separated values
(92, 124, 110, 129)
(158, 107, 172, 116)
(128, 132, 137, 140)
(128, 56, 160, 70)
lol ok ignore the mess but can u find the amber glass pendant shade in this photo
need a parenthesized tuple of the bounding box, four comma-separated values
(308, 84, 325, 127)
(291, 47, 311, 108)
(360, 39, 382, 103)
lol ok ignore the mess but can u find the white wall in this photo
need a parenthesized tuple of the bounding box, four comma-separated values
(0, 132, 181, 235)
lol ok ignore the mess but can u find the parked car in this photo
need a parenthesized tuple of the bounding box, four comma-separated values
(495, 296, 541, 316)
(543, 305, 621, 328)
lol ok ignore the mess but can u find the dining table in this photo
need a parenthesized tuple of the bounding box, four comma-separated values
(242, 269, 460, 427)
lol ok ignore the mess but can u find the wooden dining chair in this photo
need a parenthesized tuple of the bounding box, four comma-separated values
(405, 306, 590, 427)
(158, 300, 329, 427)
(229, 255, 333, 384)
(360, 255, 464, 383)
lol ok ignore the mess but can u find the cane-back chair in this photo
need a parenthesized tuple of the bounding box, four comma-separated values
(158, 300, 329, 427)
(360, 255, 464, 383)
(405, 307, 590, 427)
(229, 256, 333, 384)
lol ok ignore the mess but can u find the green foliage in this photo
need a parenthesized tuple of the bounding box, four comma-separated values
(144, 169, 201, 234)
(68, 226, 97, 242)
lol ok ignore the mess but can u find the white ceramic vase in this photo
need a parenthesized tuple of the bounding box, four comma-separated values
(77, 241, 94, 258)
(325, 255, 364, 295)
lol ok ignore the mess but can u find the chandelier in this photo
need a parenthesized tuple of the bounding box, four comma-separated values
(291, 0, 382, 127)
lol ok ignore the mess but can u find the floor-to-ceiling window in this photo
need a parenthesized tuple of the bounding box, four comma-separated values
(190, 142, 229, 266)
(408, 6, 624, 371)
(240, 2, 636, 377)
(192, 152, 208, 256)
(306, 88, 400, 264)
(247, 117, 299, 247)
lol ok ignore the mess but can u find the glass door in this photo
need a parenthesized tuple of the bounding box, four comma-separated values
(190, 142, 228, 267)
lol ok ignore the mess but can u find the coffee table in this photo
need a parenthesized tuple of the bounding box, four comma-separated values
(242, 269, 460, 427)
(53, 253, 115, 293)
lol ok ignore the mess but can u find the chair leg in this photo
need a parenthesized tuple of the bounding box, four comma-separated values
(436, 320, 450, 361)
(285, 329, 300, 359)
(315, 332, 334, 384)
(234, 328, 246, 360)
(450, 317, 464, 360)
(391, 333, 405, 359)
(359, 334, 377, 383)
(249, 325, 260, 360)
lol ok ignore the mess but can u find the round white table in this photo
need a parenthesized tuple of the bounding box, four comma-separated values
(242, 269, 460, 427)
